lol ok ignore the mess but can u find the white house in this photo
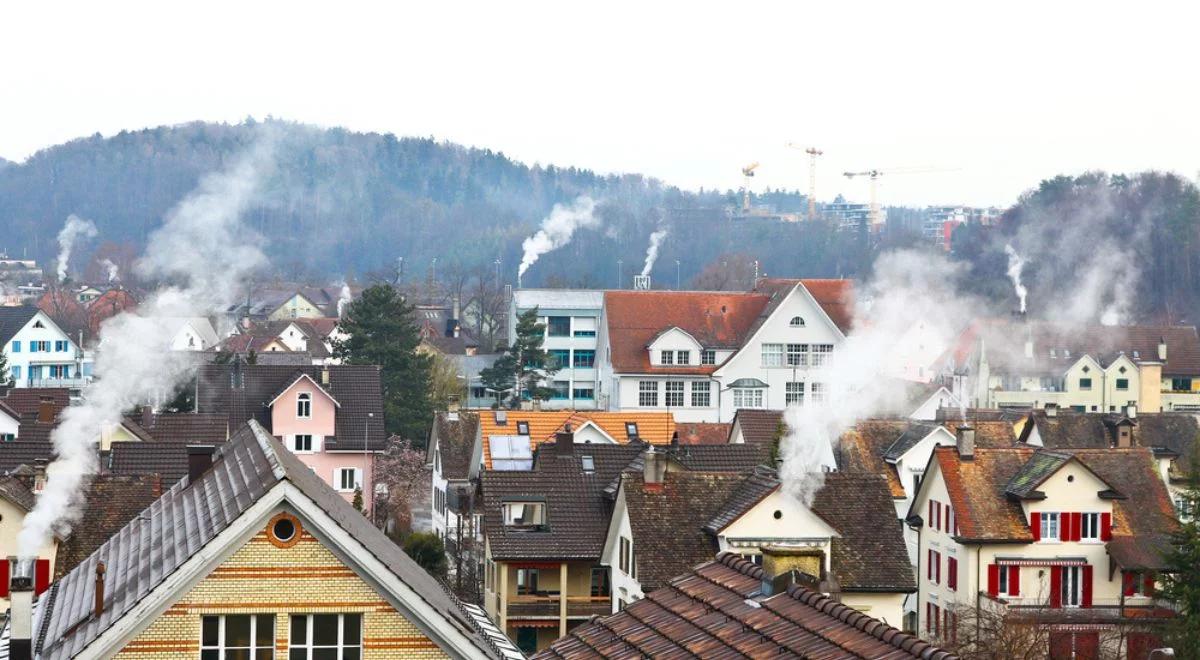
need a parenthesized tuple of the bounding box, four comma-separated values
(0, 306, 89, 389)
(597, 279, 853, 422)
(167, 317, 220, 351)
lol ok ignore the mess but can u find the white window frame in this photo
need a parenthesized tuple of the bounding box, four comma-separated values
(789, 316, 805, 327)
(1061, 566, 1082, 607)
(733, 388, 764, 409)
(293, 434, 314, 453)
(289, 613, 362, 660)
(700, 349, 716, 365)
(1080, 512, 1100, 541)
(786, 343, 808, 367)
(664, 381, 684, 407)
(691, 381, 711, 407)
(810, 344, 834, 367)
(676, 350, 690, 365)
(785, 382, 804, 405)
(660, 350, 674, 365)
(639, 381, 658, 407)
(761, 343, 784, 367)
(297, 392, 312, 418)
(335, 467, 362, 492)
(1040, 512, 1060, 542)
(809, 382, 826, 404)
(200, 613, 275, 660)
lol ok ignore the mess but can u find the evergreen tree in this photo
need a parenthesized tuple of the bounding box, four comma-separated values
(479, 307, 557, 407)
(1162, 445, 1200, 656)
(0, 349, 10, 387)
(403, 531, 448, 580)
(334, 284, 433, 442)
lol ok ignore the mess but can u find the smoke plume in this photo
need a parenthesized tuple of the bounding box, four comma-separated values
(1003, 244, 1027, 313)
(17, 129, 278, 561)
(56, 215, 98, 281)
(101, 258, 120, 283)
(517, 196, 599, 281)
(337, 281, 352, 318)
(640, 228, 668, 277)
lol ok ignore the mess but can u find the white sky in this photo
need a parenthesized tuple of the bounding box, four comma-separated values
(2, 0, 1198, 207)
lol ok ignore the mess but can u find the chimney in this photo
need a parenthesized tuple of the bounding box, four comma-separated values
(1024, 339, 1033, 359)
(140, 405, 154, 429)
(669, 431, 679, 452)
(1116, 421, 1134, 448)
(1158, 337, 1167, 362)
(94, 561, 106, 617)
(642, 446, 666, 489)
(759, 546, 826, 597)
(1045, 402, 1058, 418)
(1126, 403, 1138, 419)
(555, 424, 574, 455)
(453, 294, 461, 323)
(321, 367, 330, 386)
(10, 561, 34, 660)
(187, 445, 216, 483)
(37, 397, 55, 424)
(956, 425, 975, 460)
(32, 459, 47, 492)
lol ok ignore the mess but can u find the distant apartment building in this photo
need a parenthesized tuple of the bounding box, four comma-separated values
(509, 289, 603, 409)
(923, 206, 1003, 250)
(823, 202, 885, 232)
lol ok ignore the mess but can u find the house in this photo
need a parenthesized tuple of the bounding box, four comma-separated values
(417, 301, 481, 356)
(533, 551, 955, 660)
(0, 306, 90, 389)
(0, 420, 512, 659)
(83, 287, 138, 335)
(472, 410, 678, 474)
(605, 463, 916, 628)
(219, 318, 339, 364)
(97, 409, 230, 452)
(941, 319, 1200, 413)
(0, 388, 69, 441)
(196, 363, 387, 514)
(166, 317, 220, 351)
(509, 290, 605, 409)
(426, 411, 484, 556)
(909, 430, 1180, 657)
(597, 278, 853, 422)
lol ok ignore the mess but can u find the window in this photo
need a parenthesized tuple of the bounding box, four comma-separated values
(639, 381, 658, 407)
(732, 388, 763, 409)
(786, 343, 808, 367)
(573, 350, 595, 368)
(785, 382, 804, 405)
(573, 386, 595, 400)
(664, 381, 684, 407)
(550, 381, 570, 399)
(54, 340, 68, 352)
(676, 350, 690, 365)
(619, 536, 632, 574)
(691, 381, 711, 407)
(504, 502, 546, 528)
(581, 455, 595, 472)
(660, 350, 674, 365)
(548, 349, 570, 369)
(10, 341, 18, 352)
(1177, 497, 1195, 520)
(761, 343, 784, 367)
(590, 567, 611, 597)
(201, 614, 275, 660)
(700, 349, 716, 365)
(336, 468, 361, 492)
(810, 344, 833, 367)
(739, 553, 764, 566)
(297, 393, 312, 418)
(998, 564, 1010, 594)
(1078, 377, 1093, 390)
(1040, 512, 1060, 541)
(573, 329, 596, 337)
(810, 382, 826, 404)
(516, 421, 530, 436)
(516, 568, 540, 594)
(547, 316, 570, 337)
(293, 435, 314, 452)
(1060, 566, 1082, 607)
(1115, 378, 1129, 390)
(1173, 377, 1193, 392)
(625, 422, 639, 438)
(1080, 512, 1100, 540)
(289, 614, 361, 660)
(789, 316, 805, 327)
(927, 549, 940, 584)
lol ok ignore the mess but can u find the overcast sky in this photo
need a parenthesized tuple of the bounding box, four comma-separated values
(3, 1, 1198, 207)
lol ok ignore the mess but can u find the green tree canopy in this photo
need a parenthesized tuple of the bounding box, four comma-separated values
(479, 307, 557, 407)
(403, 531, 448, 580)
(1162, 445, 1200, 656)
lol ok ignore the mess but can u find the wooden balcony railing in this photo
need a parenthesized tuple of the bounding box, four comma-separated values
(507, 594, 611, 618)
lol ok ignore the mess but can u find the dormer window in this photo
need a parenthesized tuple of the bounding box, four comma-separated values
(1050, 349, 1057, 358)
(790, 316, 805, 327)
(701, 349, 716, 365)
(676, 351, 690, 365)
(297, 392, 312, 418)
(660, 350, 674, 365)
(504, 501, 546, 529)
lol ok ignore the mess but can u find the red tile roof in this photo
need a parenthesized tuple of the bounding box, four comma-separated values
(676, 422, 731, 445)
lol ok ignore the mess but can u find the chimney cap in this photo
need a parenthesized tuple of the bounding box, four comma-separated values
(187, 444, 217, 457)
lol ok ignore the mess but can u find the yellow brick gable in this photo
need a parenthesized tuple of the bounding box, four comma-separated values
(115, 517, 450, 659)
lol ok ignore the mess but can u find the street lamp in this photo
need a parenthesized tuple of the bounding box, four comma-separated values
(364, 412, 374, 516)
(675, 260, 681, 290)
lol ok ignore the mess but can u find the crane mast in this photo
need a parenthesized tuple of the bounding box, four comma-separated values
(786, 143, 823, 221)
(741, 162, 759, 213)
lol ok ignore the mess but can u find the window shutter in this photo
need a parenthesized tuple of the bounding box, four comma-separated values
(1123, 572, 1135, 597)
(987, 564, 999, 597)
(0, 559, 8, 598)
(927, 550, 933, 580)
(1082, 565, 1094, 607)
(926, 603, 931, 633)
(1031, 512, 1041, 541)
(1143, 573, 1155, 597)
(928, 500, 934, 526)
(35, 558, 50, 596)
(948, 558, 957, 590)
(1072, 512, 1083, 542)
(1100, 512, 1112, 541)
(1050, 566, 1063, 608)
(935, 502, 942, 531)
(935, 553, 941, 584)
(1059, 513, 1069, 542)
(1008, 566, 1020, 596)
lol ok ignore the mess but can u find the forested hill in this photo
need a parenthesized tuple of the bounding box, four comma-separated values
(0, 120, 858, 287)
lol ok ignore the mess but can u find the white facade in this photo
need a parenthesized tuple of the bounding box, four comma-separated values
(2, 310, 89, 388)
(599, 487, 642, 611)
(510, 289, 604, 410)
(167, 317, 219, 351)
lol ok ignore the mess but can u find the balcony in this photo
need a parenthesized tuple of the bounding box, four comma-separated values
(506, 594, 612, 619)
(27, 377, 90, 389)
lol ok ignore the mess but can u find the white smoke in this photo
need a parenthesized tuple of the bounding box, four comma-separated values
(640, 228, 668, 277)
(337, 281, 352, 318)
(101, 258, 120, 283)
(16, 129, 278, 561)
(517, 196, 599, 282)
(779, 251, 984, 506)
(1003, 244, 1027, 313)
(56, 215, 98, 281)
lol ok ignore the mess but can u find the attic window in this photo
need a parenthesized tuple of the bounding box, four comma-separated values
(1133, 350, 1140, 359)
(625, 422, 639, 439)
(33, 320, 44, 328)
(1081, 365, 1090, 373)
(494, 410, 508, 425)
(789, 316, 805, 328)
(1119, 366, 1127, 374)
(504, 502, 546, 529)
(267, 512, 302, 548)
(516, 421, 530, 436)
(1063, 350, 1070, 358)
(581, 455, 595, 472)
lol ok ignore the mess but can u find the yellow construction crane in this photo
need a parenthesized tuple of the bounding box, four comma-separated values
(843, 167, 950, 229)
(741, 162, 759, 213)
(786, 143, 823, 220)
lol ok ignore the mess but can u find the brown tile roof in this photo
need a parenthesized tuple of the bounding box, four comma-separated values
(430, 411, 480, 480)
(0, 440, 55, 473)
(0, 474, 35, 511)
(108, 442, 191, 484)
(675, 422, 730, 445)
(751, 278, 855, 335)
(85, 288, 139, 334)
(731, 408, 784, 451)
(0, 387, 70, 418)
(1020, 410, 1200, 480)
(534, 553, 954, 660)
(477, 410, 675, 469)
(196, 363, 387, 449)
(838, 420, 911, 499)
(53, 475, 163, 578)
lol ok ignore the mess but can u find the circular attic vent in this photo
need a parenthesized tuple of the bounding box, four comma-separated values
(268, 512, 302, 548)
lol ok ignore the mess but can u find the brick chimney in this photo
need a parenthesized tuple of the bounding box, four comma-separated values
(140, 405, 154, 430)
(187, 445, 216, 483)
(956, 425, 975, 460)
(37, 397, 55, 424)
(94, 561, 107, 617)
(555, 424, 574, 455)
(9, 561, 35, 660)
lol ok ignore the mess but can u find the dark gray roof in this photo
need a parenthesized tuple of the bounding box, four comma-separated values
(703, 466, 779, 534)
(1003, 450, 1074, 499)
(882, 422, 942, 461)
(430, 412, 480, 481)
(108, 443, 191, 484)
(195, 363, 387, 449)
(0, 475, 35, 511)
(0, 305, 37, 346)
(30, 420, 498, 660)
(0, 441, 54, 473)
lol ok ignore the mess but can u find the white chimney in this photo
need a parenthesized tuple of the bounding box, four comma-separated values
(1158, 338, 1167, 362)
(1126, 403, 1138, 419)
(1045, 402, 1058, 418)
(1024, 339, 1033, 359)
(956, 425, 975, 460)
(9, 561, 34, 660)
(633, 275, 651, 290)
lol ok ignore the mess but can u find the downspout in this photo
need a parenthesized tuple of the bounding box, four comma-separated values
(976, 545, 982, 641)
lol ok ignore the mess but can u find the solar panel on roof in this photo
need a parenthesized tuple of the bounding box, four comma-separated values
(490, 436, 532, 470)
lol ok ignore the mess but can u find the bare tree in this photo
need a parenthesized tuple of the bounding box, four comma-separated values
(943, 601, 1146, 660)
(372, 437, 430, 538)
(689, 252, 759, 291)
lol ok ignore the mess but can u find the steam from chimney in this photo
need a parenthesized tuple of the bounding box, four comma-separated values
(101, 258, 120, 283)
(517, 196, 599, 281)
(16, 127, 279, 563)
(56, 215, 98, 281)
(1003, 243, 1027, 313)
(337, 281, 352, 318)
(640, 228, 668, 277)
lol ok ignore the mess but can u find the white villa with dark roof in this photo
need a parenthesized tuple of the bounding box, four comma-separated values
(0, 306, 90, 389)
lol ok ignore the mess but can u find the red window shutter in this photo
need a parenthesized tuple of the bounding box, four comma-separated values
(932, 604, 940, 636)
(1123, 572, 1136, 596)
(1144, 573, 1155, 596)
(1082, 565, 1094, 607)
(1073, 512, 1083, 542)
(948, 558, 957, 590)
(1031, 512, 1041, 541)
(935, 552, 941, 584)
(1059, 513, 1069, 542)
(34, 558, 50, 596)
(1009, 566, 1021, 597)
(1100, 512, 1112, 541)
(927, 550, 933, 580)
(928, 500, 934, 526)
(935, 502, 942, 531)
(1050, 566, 1063, 608)
(987, 564, 999, 597)
(0, 559, 8, 599)
(926, 602, 931, 633)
